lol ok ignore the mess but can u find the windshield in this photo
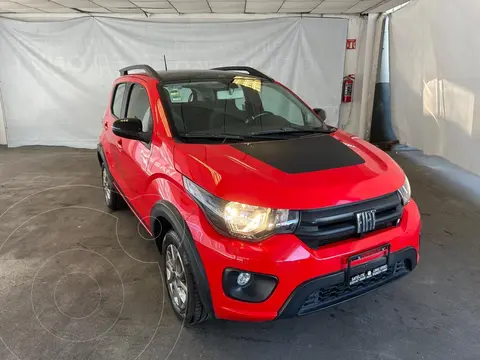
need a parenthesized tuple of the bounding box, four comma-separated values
(161, 78, 332, 142)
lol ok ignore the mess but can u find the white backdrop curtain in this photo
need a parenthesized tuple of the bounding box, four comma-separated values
(0, 16, 347, 148)
(390, 0, 480, 176)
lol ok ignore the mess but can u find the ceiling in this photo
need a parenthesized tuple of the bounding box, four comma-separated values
(0, 0, 409, 15)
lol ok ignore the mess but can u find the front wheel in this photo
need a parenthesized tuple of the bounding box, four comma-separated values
(162, 230, 209, 325)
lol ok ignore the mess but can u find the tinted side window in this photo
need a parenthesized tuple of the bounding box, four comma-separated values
(111, 83, 126, 118)
(126, 84, 152, 135)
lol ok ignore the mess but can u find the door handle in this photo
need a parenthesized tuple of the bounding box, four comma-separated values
(116, 139, 123, 151)
(104, 123, 108, 130)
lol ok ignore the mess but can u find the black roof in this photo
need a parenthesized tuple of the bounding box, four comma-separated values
(119, 65, 273, 83)
(154, 69, 258, 83)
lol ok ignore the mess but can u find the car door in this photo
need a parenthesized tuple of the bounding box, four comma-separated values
(116, 81, 153, 217)
(104, 82, 127, 182)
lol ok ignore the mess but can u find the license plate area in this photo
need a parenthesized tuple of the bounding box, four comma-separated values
(346, 244, 390, 286)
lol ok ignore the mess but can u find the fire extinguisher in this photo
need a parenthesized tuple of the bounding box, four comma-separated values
(342, 74, 355, 103)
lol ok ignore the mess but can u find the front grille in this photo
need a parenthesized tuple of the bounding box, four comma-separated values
(298, 259, 410, 315)
(295, 192, 403, 249)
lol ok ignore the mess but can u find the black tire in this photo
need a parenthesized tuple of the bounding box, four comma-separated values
(162, 230, 209, 325)
(101, 164, 123, 211)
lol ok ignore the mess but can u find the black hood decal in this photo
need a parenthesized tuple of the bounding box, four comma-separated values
(231, 135, 365, 174)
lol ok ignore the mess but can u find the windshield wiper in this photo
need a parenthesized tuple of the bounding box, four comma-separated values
(179, 129, 334, 142)
(181, 133, 245, 140)
(248, 127, 334, 136)
(180, 132, 284, 141)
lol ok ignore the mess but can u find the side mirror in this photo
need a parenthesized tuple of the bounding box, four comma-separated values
(313, 108, 327, 122)
(112, 118, 151, 142)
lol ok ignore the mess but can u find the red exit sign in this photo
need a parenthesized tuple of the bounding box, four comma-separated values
(346, 39, 357, 50)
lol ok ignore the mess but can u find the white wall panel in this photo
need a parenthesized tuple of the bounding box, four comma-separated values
(0, 16, 347, 148)
(390, 0, 480, 176)
(0, 91, 6, 145)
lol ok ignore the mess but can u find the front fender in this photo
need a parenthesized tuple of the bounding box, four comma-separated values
(150, 200, 214, 317)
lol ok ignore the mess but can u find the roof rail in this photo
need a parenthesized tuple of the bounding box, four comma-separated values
(119, 64, 162, 82)
(211, 66, 274, 82)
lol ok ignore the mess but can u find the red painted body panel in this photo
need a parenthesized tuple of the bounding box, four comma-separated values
(189, 199, 420, 321)
(174, 130, 404, 210)
(99, 73, 421, 322)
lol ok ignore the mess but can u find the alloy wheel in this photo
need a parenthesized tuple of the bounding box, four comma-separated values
(102, 168, 111, 203)
(165, 244, 188, 315)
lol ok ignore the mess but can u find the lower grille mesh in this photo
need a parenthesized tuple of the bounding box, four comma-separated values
(299, 260, 410, 315)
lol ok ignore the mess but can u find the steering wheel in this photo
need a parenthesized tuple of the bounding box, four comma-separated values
(246, 111, 273, 124)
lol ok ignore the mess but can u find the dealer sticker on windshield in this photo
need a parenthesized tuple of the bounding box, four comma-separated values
(349, 264, 388, 286)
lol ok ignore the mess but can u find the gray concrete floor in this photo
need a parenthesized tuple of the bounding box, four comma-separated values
(0, 146, 479, 360)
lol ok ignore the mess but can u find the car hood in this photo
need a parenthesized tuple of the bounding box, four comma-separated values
(174, 130, 406, 210)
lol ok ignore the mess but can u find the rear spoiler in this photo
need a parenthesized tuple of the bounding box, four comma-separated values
(119, 64, 162, 82)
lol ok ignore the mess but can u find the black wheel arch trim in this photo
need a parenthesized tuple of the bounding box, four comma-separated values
(97, 144, 116, 185)
(97, 143, 109, 171)
(150, 200, 214, 317)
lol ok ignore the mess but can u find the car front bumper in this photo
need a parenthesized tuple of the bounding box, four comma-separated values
(187, 200, 421, 322)
(277, 246, 417, 318)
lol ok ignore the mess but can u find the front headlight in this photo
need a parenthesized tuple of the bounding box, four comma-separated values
(398, 176, 411, 205)
(183, 177, 299, 241)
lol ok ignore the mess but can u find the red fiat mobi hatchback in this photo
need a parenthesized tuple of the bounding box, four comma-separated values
(98, 65, 421, 324)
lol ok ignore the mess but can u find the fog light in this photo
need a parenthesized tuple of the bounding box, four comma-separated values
(237, 272, 251, 286)
(223, 269, 278, 302)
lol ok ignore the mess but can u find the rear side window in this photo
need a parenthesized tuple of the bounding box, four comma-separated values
(111, 83, 126, 118)
(126, 84, 152, 134)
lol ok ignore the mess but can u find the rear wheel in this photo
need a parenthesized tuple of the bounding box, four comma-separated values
(101, 165, 123, 211)
(162, 230, 209, 325)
